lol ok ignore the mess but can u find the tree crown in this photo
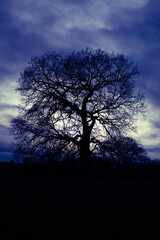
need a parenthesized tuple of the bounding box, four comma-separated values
(11, 48, 145, 162)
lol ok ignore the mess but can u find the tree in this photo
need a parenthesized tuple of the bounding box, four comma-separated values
(11, 48, 145, 174)
(12, 145, 63, 165)
(100, 136, 149, 167)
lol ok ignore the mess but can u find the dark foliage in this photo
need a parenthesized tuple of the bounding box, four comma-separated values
(99, 136, 150, 167)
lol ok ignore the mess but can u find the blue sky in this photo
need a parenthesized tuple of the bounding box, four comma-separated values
(0, 0, 160, 161)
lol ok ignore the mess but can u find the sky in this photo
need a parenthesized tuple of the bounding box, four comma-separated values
(0, 0, 160, 161)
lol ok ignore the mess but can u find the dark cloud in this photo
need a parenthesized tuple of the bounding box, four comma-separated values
(0, 124, 9, 131)
(148, 133, 160, 139)
(0, 151, 12, 162)
(0, 124, 12, 141)
(0, 0, 99, 84)
(146, 146, 160, 153)
(0, 141, 12, 153)
(0, 18, 49, 60)
(60, 0, 87, 5)
(0, 141, 13, 162)
(0, 125, 13, 160)
(0, 0, 62, 83)
(150, 120, 160, 129)
(0, 104, 18, 110)
(0, 125, 10, 136)
(99, 0, 160, 106)
(145, 144, 160, 160)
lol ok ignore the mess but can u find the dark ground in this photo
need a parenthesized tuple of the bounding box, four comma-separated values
(0, 164, 160, 239)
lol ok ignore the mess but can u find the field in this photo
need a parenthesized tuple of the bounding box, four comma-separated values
(0, 164, 160, 239)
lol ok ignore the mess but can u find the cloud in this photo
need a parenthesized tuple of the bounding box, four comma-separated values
(0, 124, 10, 131)
(146, 146, 160, 153)
(0, 104, 18, 110)
(0, 101, 19, 127)
(0, 104, 18, 127)
(0, 0, 53, 86)
(0, 124, 14, 160)
(99, 0, 160, 107)
(150, 120, 160, 130)
(0, 125, 13, 162)
(0, 124, 12, 140)
(145, 145, 160, 159)
(147, 133, 160, 139)
(0, 141, 12, 153)
(0, 151, 13, 162)
(0, 140, 13, 162)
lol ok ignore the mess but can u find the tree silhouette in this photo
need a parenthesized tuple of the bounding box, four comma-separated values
(100, 136, 149, 167)
(11, 48, 145, 174)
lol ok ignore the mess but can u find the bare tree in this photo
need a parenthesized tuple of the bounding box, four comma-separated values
(11, 48, 145, 174)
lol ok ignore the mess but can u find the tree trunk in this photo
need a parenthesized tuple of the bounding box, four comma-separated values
(80, 134, 91, 177)
(80, 102, 95, 177)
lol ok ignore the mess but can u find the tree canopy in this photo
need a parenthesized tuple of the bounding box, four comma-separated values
(100, 136, 149, 167)
(11, 48, 145, 173)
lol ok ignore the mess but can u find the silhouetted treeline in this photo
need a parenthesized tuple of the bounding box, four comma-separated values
(1, 158, 160, 180)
